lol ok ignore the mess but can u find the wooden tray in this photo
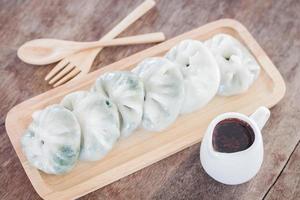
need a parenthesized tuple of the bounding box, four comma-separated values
(5, 19, 286, 200)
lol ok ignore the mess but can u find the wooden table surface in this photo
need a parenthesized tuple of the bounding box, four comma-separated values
(0, 0, 299, 199)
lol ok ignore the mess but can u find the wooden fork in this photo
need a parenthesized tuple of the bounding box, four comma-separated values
(45, 0, 156, 87)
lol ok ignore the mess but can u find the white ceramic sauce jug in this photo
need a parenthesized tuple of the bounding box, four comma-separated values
(200, 106, 270, 185)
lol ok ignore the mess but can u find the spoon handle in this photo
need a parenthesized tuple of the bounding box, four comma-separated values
(77, 32, 165, 50)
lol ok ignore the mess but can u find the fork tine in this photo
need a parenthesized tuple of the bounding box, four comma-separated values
(53, 68, 81, 87)
(48, 63, 75, 84)
(45, 60, 69, 81)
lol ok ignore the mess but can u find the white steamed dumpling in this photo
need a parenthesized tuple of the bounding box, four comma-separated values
(132, 57, 184, 131)
(61, 91, 120, 161)
(21, 104, 81, 175)
(21, 33, 262, 175)
(205, 34, 260, 96)
(91, 71, 144, 137)
(165, 39, 220, 113)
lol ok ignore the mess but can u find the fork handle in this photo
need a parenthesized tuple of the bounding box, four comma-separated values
(75, 0, 156, 68)
(99, 0, 156, 41)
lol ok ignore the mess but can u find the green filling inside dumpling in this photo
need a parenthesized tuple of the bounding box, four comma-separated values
(21, 105, 81, 175)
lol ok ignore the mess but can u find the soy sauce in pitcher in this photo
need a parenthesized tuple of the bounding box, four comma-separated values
(212, 118, 255, 153)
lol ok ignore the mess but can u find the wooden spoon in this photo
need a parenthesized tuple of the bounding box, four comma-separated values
(18, 32, 165, 65)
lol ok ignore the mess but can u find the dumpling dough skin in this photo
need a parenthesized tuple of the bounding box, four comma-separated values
(61, 91, 120, 161)
(91, 71, 144, 137)
(205, 34, 260, 96)
(166, 39, 220, 113)
(21, 104, 81, 175)
(133, 57, 184, 131)
(60, 90, 90, 111)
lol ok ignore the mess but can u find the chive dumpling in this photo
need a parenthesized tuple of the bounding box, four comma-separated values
(91, 71, 144, 138)
(61, 91, 120, 161)
(165, 39, 220, 114)
(21, 104, 81, 175)
(132, 57, 184, 131)
(205, 34, 260, 96)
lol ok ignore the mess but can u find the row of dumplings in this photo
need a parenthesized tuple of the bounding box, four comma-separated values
(21, 34, 260, 175)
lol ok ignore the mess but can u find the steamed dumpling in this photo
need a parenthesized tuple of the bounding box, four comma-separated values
(132, 57, 184, 131)
(61, 91, 120, 161)
(165, 39, 220, 113)
(91, 71, 144, 137)
(205, 34, 260, 96)
(21, 104, 81, 175)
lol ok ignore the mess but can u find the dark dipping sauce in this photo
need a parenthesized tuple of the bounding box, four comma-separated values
(212, 118, 255, 153)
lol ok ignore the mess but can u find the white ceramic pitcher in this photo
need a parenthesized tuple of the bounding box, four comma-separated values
(200, 106, 270, 185)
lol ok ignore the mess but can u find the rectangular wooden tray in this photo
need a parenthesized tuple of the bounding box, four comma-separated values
(5, 19, 286, 200)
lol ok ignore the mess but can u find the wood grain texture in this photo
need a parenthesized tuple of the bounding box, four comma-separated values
(0, 0, 299, 199)
(265, 141, 300, 200)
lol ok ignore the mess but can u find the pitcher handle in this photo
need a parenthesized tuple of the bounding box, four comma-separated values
(249, 106, 271, 130)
